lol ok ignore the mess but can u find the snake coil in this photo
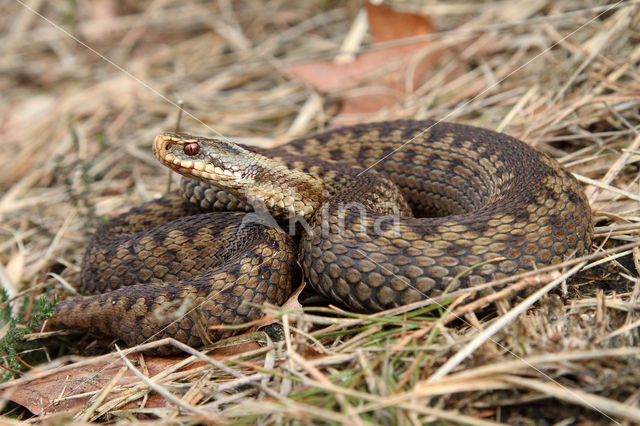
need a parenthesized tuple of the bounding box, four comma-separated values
(49, 120, 592, 351)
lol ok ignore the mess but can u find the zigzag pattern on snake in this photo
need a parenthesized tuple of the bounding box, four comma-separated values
(49, 120, 593, 351)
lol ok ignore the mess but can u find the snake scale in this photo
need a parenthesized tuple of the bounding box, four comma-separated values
(49, 120, 592, 351)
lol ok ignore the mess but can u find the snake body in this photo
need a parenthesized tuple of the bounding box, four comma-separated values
(50, 120, 592, 351)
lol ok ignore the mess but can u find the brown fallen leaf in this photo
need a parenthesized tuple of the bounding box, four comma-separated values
(3, 355, 181, 416)
(287, 2, 442, 118)
(5, 334, 276, 416)
(367, 2, 434, 43)
(279, 280, 306, 311)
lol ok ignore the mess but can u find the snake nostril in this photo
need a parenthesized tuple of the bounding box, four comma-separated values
(184, 143, 200, 156)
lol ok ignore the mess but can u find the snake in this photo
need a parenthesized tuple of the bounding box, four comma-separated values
(49, 120, 592, 352)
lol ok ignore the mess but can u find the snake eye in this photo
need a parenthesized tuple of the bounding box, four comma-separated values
(183, 143, 200, 156)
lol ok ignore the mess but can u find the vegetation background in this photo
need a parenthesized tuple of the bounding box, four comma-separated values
(0, 0, 639, 423)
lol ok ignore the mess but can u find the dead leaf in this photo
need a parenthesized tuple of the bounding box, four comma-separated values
(3, 355, 182, 416)
(366, 1, 434, 43)
(280, 280, 305, 311)
(209, 341, 262, 358)
(288, 1, 441, 118)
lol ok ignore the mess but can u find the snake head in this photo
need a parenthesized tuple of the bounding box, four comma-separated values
(154, 131, 328, 220)
(153, 132, 260, 191)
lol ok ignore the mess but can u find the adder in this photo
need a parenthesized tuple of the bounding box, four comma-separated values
(49, 120, 593, 350)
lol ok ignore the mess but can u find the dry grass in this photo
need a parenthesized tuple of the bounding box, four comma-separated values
(0, 0, 639, 424)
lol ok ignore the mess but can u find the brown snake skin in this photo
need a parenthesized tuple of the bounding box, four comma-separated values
(49, 120, 592, 351)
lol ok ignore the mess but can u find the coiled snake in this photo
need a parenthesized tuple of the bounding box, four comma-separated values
(49, 120, 592, 351)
